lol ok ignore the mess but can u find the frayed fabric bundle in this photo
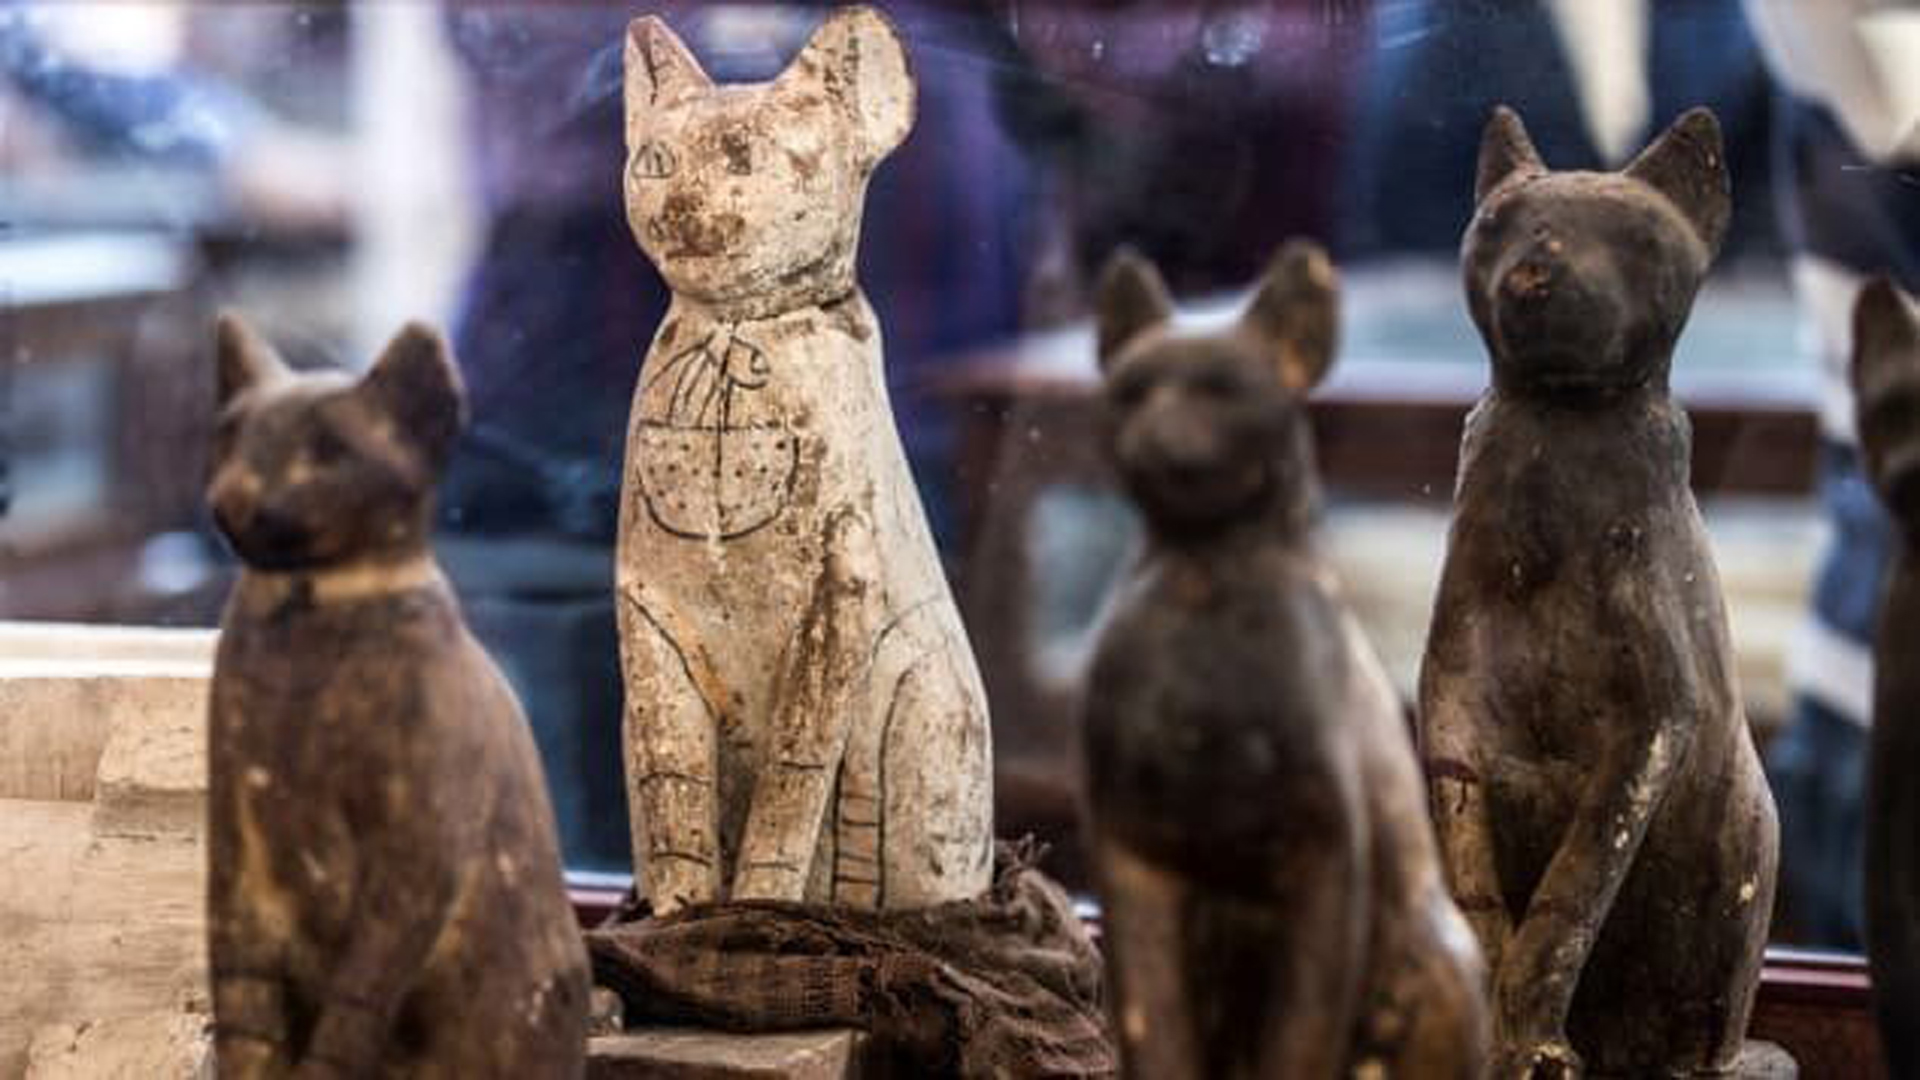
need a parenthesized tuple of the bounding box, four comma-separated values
(586, 843, 1115, 1078)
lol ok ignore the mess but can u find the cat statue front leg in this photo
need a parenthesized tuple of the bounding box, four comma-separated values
(1420, 621, 1514, 976)
(293, 819, 465, 1079)
(733, 510, 877, 901)
(618, 584, 725, 913)
(1486, 613, 1699, 1079)
(207, 942, 291, 1078)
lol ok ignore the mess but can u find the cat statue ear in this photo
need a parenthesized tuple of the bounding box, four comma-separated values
(358, 323, 467, 476)
(1094, 248, 1175, 372)
(214, 311, 287, 409)
(1626, 108, 1731, 259)
(777, 5, 915, 164)
(1241, 239, 1341, 392)
(1475, 105, 1547, 205)
(624, 16, 712, 151)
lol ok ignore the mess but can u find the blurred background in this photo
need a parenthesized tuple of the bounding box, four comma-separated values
(0, 0, 1912, 955)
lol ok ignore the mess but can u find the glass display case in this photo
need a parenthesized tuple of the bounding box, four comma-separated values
(0, 1, 1913, 1075)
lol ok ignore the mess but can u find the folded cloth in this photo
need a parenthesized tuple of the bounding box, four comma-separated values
(586, 841, 1115, 1078)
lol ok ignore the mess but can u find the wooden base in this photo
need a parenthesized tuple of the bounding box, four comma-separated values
(589, 1029, 867, 1080)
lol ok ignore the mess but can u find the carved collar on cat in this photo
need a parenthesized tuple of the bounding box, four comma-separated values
(651, 292, 873, 403)
(236, 553, 446, 613)
(672, 284, 864, 334)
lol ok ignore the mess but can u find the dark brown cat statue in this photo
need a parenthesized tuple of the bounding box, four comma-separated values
(204, 314, 590, 1079)
(1080, 242, 1489, 1079)
(1419, 106, 1780, 1079)
(1854, 278, 1920, 1080)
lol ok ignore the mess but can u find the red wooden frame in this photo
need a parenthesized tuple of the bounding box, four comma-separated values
(1752, 950, 1883, 1078)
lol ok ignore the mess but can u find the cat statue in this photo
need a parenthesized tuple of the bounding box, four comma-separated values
(1080, 242, 1488, 1079)
(1854, 279, 1920, 1079)
(1419, 107, 1779, 1078)
(205, 314, 589, 1079)
(617, 6, 992, 914)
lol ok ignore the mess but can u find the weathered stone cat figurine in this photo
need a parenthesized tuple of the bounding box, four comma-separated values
(1081, 243, 1489, 1080)
(205, 315, 589, 1079)
(618, 6, 992, 914)
(1420, 106, 1779, 1079)
(1854, 279, 1920, 1080)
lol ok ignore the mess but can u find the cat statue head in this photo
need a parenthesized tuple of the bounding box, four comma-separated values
(623, 6, 914, 318)
(1094, 241, 1339, 540)
(1463, 106, 1729, 399)
(207, 314, 465, 571)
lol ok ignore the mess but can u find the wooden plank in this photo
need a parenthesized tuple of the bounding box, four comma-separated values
(590, 1029, 864, 1080)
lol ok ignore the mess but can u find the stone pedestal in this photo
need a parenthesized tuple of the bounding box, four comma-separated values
(25, 1013, 212, 1079)
(0, 623, 214, 1077)
(589, 1028, 867, 1080)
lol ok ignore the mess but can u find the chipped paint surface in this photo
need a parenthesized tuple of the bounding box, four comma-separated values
(618, 7, 991, 915)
